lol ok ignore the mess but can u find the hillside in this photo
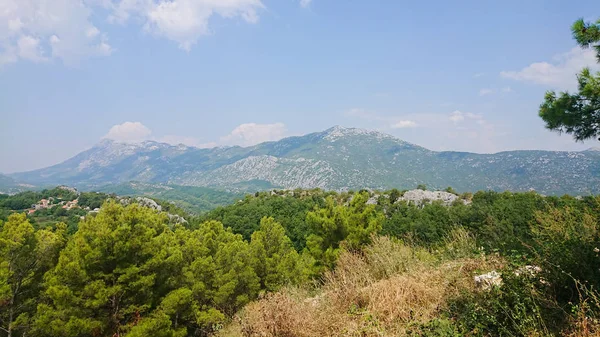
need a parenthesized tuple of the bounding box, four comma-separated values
(3, 187, 600, 336)
(10, 126, 600, 195)
(0, 173, 33, 194)
(95, 182, 243, 214)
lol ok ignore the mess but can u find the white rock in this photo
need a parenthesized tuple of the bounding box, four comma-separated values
(474, 271, 502, 290)
(514, 265, 541, 277)
(400, 189, 462, 206)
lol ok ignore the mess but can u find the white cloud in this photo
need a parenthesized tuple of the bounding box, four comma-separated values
(300, 0, 312, 8)
(390, 120, 417, 129)
(449, 111, 464, 123)
(500, 47, 600, 91)
(479, 88, 493, 96)
(0, 0, 263, 66)
(449, 110, 483, 124)
(0, 0, 113, 66)
(104, 122, 152, 143)
(17, 35, 47, 62)
(111, 0, 264, 51)
(102, 121, 288, 148)
(220, 123, 288, 147)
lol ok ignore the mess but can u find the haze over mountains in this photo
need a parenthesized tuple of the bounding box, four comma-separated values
(7, 126, 600, 195)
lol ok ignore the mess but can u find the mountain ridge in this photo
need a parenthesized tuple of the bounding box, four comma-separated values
(9, 126, 600, 195)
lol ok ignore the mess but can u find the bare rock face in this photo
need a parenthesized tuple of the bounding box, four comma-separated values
(400, 189, 462, 206)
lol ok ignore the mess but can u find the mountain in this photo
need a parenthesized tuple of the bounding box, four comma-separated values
(0, 173, 34, 194)
(10, 126, 600, 195)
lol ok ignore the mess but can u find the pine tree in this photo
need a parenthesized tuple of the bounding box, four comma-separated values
(0, 214, 65, 337)
(538, 19, 600, 142)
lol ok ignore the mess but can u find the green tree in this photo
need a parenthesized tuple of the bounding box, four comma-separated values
(445, 186, 457, 195)
(306, 192, 384, 269)
(388, 188, 402, 203)
(33, 201, 179, 337)
(250, 217, 308, 291)
(417, 184, 427, 191)
(538, 19, 600, 141)
(0, 214, 65, 337)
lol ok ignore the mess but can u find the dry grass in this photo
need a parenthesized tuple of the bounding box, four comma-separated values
(564, 288, 600, 337)
(226, 231, 503, 337)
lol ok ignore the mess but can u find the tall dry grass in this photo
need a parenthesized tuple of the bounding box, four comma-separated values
(229, 229, 503, 337)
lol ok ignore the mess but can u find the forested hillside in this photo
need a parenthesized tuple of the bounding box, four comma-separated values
(2, 187, 600, 336)
(96, 182, 243, 214)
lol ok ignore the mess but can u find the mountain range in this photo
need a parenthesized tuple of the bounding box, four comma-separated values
(8, 126, 600, 195)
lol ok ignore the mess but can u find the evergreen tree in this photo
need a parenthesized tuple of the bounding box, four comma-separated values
(306, 192, 384, 269)
(538, 19, 600, 141)
(250, 217, 308, 291)
(0, 214, 65, 337)
(33, 201, 178, 337)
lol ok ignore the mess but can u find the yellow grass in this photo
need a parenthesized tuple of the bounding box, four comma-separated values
(223, 231, 503, 337)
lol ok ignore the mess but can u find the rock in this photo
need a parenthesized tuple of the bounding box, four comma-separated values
(514, 265, 541, 277)
(399, 189, 463, 206)
(366, 196, 378, 205)
(167, 213, 188, 224)
(119, 196, 162, 211)
(474, 271, 502, 290)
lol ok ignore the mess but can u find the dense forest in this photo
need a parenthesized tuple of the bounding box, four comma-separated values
(2, 186, 600, 336)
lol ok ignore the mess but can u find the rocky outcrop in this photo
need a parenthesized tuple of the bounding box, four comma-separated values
(119, 196, 162, 211)
(400, 190, 463, 206)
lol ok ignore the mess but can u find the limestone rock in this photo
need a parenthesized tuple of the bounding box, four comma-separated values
(474, 271, 502, 290)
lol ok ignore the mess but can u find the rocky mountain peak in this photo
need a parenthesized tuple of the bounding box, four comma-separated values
(8, 126, 600, 195)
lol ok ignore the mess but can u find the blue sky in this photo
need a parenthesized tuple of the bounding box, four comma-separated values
(1, 0, 600, 173)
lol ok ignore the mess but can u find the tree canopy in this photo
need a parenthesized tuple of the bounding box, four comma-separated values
(539, 18, 600, 141)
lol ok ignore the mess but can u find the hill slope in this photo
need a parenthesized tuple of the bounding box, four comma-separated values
(95, 182, 243, 214)
(10, 126, 600, 195)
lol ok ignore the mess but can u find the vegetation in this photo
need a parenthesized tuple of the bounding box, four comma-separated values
(1, 185, 599, 336)
(96, 183, 243, 214)
(539, 18, 600, 142)
(2, 17, 600, 337)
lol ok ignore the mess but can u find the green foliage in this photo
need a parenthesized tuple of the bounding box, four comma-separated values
(26, 200, 309, 336)
(531, 201, 600, 304)
(97, 183, 242, 214)
(250, 217, 310, 291)
(539, 68, 600, 141)
(77, 191, 110, 209)
(198, 192, 327, 250)
(406, 319, 462, 336)
(444, 186, 457, 194)
(0, 191, 41, 210)
(0, 187, 79, 211)
(0, 213, 66, 337)
(448, 270, 561, 336)
(538, 18, 600, 142)
(572, 18, 600, 60)
(0, 186, 598, 336)
(306, 192, 384, 269)
(382, 201, 457, 245)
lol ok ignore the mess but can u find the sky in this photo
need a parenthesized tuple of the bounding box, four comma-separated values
(1, 0, 600, 173)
